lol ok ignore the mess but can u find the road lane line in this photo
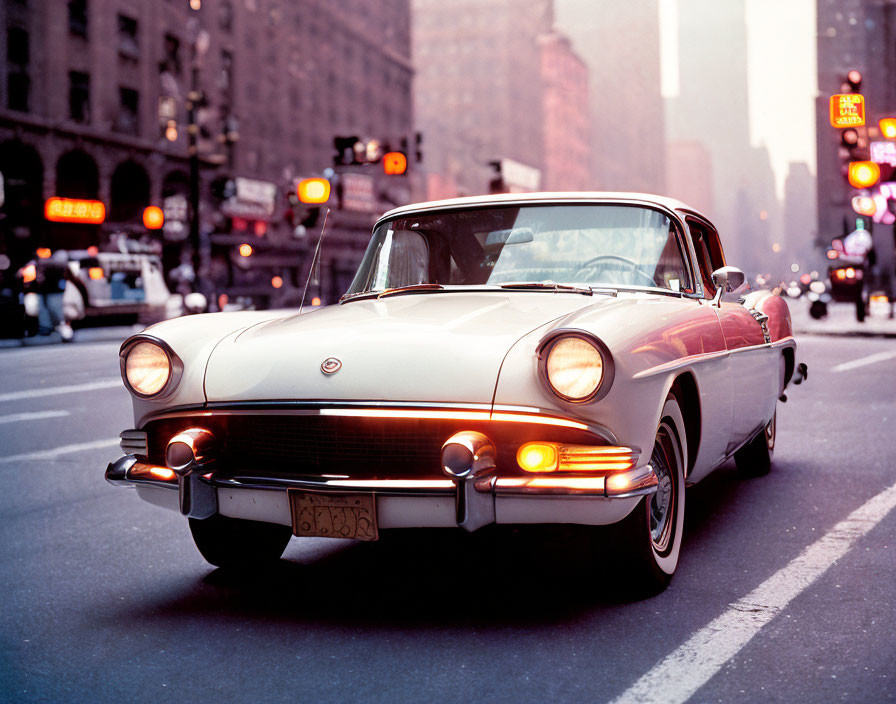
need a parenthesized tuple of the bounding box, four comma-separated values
(831, 349, 896, 373)
(611, 478, 896, 704)
(0, 410, 70, 425)
(0, 379, 121, 403)
(0, 438, 119, 463)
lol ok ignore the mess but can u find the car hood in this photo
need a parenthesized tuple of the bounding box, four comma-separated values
(203, 292, 609, 404)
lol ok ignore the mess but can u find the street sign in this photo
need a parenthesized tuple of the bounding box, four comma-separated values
(341, 172, 376, 212)
(830, 94, 865, 127)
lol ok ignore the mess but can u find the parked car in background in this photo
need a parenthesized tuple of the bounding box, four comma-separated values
(62, 248, 180, 326)
(107, 192, 800, 594)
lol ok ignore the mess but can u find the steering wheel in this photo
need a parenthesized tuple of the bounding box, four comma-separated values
(575, 254, 659, 287)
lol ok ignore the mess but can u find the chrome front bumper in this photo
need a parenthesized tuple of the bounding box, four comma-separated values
(106, 455, 658, 530)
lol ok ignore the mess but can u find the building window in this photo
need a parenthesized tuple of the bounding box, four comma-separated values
(7, 72, 29, 112)
(219, 0, 233, 31)
(69, 71, 90, 123)
(220, 50, 233, 94)
(116, 87, 140, 135)
(68, 0, 88, 37)
(163, 35, 181, 75)
(7, 27, 29, 66)
(118, 15, 139, 60)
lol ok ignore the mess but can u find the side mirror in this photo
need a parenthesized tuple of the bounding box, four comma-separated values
(710, 266, 746, 306)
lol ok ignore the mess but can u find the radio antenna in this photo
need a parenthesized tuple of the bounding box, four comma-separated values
(299, 208, 331, 315)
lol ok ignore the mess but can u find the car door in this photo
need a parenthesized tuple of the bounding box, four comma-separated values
(685, 216, 777, 453)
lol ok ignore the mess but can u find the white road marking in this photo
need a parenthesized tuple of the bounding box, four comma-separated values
(0, 379, 121, 403)
(611, 478, 896, 704)
(0, 410, 70, 425)
(831, 349, 896, 373)
(0, 438, 119, 463)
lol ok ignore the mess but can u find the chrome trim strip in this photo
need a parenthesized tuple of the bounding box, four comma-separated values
(632, 336, 797, 380)
(214, 475, 455, 496)
(137, 401, 617, 443)
(495, 475, 606, 496)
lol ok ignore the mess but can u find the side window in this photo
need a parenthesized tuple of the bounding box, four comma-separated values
(655, 224, 694, 293)
(687, 218, 725, 297)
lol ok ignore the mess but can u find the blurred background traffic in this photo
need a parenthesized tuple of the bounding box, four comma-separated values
(0, 0, 894, 341)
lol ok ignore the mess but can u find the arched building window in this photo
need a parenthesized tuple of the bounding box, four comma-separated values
(109, 160, 150, 223)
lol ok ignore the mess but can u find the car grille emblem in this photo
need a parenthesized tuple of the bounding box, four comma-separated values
(321, 357, 342, 375)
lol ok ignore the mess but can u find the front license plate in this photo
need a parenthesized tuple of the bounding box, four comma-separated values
(288, 490, 378, 541)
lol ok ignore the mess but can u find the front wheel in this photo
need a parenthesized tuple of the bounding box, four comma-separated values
(189, 514, 293, 569)
(614, 396, 686, 594)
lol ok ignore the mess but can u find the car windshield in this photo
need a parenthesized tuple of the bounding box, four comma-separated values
(345, 204, 692, 296)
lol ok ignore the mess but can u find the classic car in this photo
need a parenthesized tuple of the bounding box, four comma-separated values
(106, 192, 799, 592)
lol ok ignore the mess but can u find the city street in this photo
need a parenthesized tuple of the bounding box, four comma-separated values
(0, 333, 894, 703)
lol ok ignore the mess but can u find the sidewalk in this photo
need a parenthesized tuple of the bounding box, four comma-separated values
(0, 323, 143, 349)
(790, 299, 896, 338)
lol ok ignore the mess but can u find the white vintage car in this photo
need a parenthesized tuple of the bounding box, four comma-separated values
(107, 193, 800, 592)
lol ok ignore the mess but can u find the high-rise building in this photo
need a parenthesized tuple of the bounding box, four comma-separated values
(539, 32, 590, 191)
(783, 161, 818, 264)
(554, 0, 665, 193)
(665, 0, 775, 271)
(816, 0, 896, 238)
(666, 140, 713, 215)
(816, 0, 896, 299)
(413, 0, 553, 197)
(0, 0, 413, 308)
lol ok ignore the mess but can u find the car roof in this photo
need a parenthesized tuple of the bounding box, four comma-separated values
(378, 191, 713, 226)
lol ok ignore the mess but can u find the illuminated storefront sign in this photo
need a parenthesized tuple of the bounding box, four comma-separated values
(44, 197, 106, 224)
(829, 94, 865, 127)
(870, 141, 896, 166)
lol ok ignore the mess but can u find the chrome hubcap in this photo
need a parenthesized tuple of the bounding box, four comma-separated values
(649, 427, 676, 553)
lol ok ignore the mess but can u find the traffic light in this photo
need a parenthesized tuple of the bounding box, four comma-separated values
(848, 161, 880, 188)
(333, 136, 360, 165)
(382, 152, 407, 175)
(297, 178, 330, 204)
(143, 206, 164, 229)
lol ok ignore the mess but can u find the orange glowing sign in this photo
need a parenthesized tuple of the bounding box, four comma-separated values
(383, 151, 408, 175)
(36, 248, 52, 259)
(45, 197, 106, 224)
(142, 206, 164, 230)
(297, 178, 330, 204)
(830, 94, 865, 127)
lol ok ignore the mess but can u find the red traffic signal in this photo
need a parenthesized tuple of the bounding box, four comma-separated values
(383, 151, 408, 175)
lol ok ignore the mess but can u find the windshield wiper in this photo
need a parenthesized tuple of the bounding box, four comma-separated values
(376, 283, 446, 298)
(497, 282, 593, 296)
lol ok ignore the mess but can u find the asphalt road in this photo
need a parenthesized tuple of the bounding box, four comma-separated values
(0, 333, 894, 703)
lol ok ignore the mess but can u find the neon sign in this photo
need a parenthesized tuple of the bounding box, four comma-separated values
(45, 197, 106, 224)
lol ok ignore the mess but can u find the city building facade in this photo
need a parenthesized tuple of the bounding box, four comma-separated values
(0, 0, 414, 310)
(664, 0, 780, 273)
(554, 0, 665, 194)
(412, 0, 554, 198)
(539, 32, 589, 191)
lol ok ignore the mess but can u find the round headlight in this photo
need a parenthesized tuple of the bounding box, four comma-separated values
(545, 336, 604, 401)
(125, 341, 171, 396)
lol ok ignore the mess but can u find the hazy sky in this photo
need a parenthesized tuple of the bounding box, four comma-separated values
(659, 0, 817, 197)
